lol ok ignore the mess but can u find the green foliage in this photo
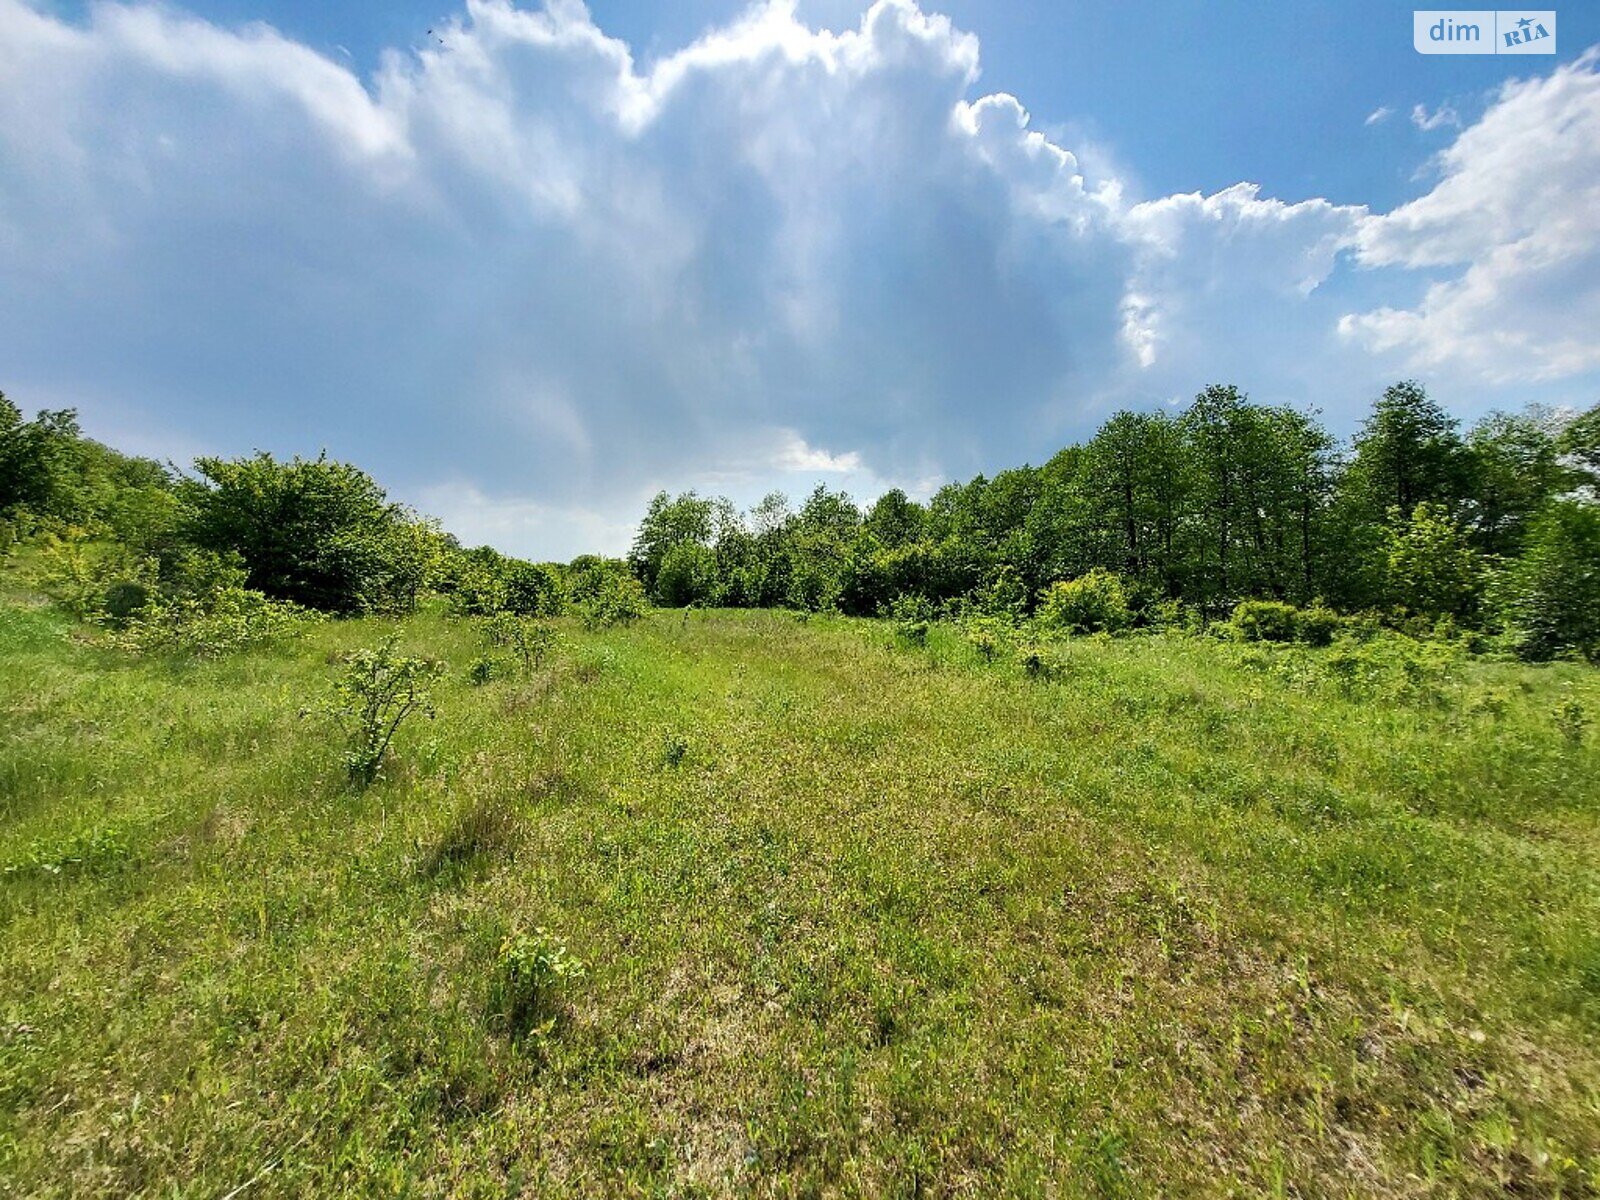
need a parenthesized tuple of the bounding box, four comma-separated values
(1347, 380, 1469, 519)
(322, 636, 444, 785)
(502, 560, 564, 616)
(570, 562, 649, 630)
(1493, 499, 1600, 662)
(478, 612, 555, 672)
(655, 541, 718, 606)
(489, 929, 587, 1041)
(180, 452, 433, 614)
(101, 580, 152, 628)
(1292, 602, 1342, 647)
(107, 586, 319, 658)
(659, 731, 689, 767)
(0, 396, 88, 521)
(34, 527, 156, 621)
(466, 655, 504, 686)
(1229, 599, 1300, 643)
(1553, 694, 1588, 745)
(1384, 501, 1484, 619)
(1037, 569, 1132, 634)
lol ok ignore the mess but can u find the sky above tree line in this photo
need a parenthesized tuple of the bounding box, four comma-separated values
(3, 0, 1598, 558)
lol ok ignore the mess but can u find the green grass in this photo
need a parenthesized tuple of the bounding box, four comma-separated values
(2, 592, 1598, 1196)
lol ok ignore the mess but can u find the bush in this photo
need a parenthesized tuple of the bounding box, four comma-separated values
(35, 527, 154, 620)
(466, 655, 505, 686)
(322, 636, 445, 786)
(1230, 600, 1299, 643)
(1293, 603, 1342, 647)
(1037, 569, 1131, 634)
(106, 586, 317, 657)
(503, 561, 565, 617)
(489, 928, 587, 1041)
(179, 452, 434, 615)
(1492, 500, 1600, 662)
(655, 542, 718, 607)
(576, 571, 649, 630)
(102, 580, 152, 628)
(479, 613, 555, 672)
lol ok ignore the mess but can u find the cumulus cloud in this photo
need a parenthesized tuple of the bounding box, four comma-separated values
(0, 0, 1596, 556)
(1343, 48, 1600, 383)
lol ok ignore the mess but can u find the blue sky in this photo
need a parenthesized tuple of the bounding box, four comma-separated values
(4, 1, 1599, 556)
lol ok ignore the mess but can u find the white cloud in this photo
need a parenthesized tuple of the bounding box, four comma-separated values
(771, 431, 864, 473)
(1365, 105, 1393, 126)
(1344, 49, 1600, 383)
(1410, 102, 1461, 131)
(0, 0, 1596, 556)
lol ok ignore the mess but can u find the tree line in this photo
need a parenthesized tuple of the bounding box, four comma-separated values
(3, 382, 1597, 661)
(628, 383, 1600, 659)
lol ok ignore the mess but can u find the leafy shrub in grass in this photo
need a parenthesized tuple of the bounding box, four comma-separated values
(1228, 599, 1342, 646)
(884, 593, 933, 648)
(466, 655, 505, 686)
(479, 612, 555, 672)
(576, 572, 649, 630)
(101, 580, 152, 628)
(503, 561, 565, 617)
(1293, 603, 1342, 647)
(1230, 600, 1299, 643)
(965, 616, 1010, 662)
(324, 636, 445, 786)
(1036, 569, 1131, 634)
(490, 928, 587, 1041)
(107, 586, 318, 657)
(36, 527, 155, 620)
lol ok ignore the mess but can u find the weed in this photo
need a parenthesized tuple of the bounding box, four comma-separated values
(489, 928, 588, 1041)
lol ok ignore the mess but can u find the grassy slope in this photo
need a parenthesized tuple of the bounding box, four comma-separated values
(1, 592, 1598, 1197)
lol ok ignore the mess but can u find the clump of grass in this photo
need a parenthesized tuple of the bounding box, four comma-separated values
(659, 731, 689, 768)
(423, 792, 521, 879)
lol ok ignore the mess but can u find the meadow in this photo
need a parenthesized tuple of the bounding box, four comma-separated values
(2, 579, 1598, 1197)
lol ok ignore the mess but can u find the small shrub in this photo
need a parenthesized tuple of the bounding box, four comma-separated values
(102, 580, 152, 628)
(503, 561, 565, 617)
(966, 622, 1002, 662)
(35, 528, 155, 620)
(1037, 570, 1131, 634)
(1019, 644, 1053, 679)
(466, 655, 504, 686)
(323, 636, 445, 786)
(479, 612, 555, 672)
(107, 586, 318, 657)
(1230, 600, 1299, 643)
(577, 573, 649, 630)
(490, 928, 588, 1041)
(1293, 603, 1342, 647)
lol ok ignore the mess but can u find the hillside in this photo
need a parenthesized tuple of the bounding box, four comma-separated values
(3, 594, 1597, 1196)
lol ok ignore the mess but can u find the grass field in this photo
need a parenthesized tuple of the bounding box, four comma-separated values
(2, 588, 1598, 1196)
